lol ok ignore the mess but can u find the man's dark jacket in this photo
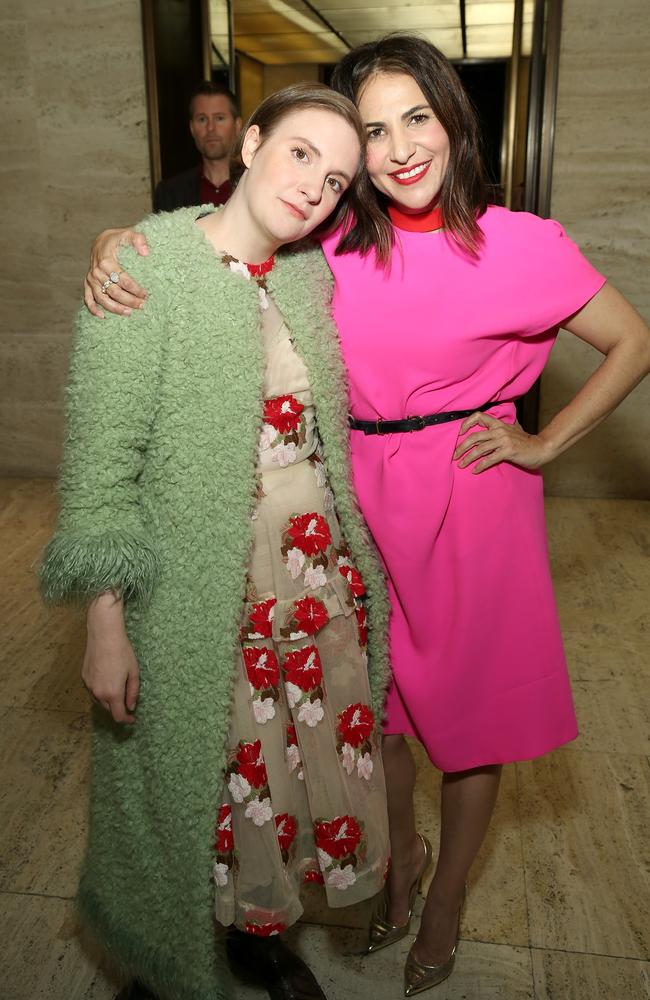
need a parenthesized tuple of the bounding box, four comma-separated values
(153, 167, 201, 213)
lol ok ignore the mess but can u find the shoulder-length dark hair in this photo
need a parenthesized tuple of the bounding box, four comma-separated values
(230, 82, 387, 246)
(331, 33, 490, 261)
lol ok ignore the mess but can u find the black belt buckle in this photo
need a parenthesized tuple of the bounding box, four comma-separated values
(408, 415, 426, 432)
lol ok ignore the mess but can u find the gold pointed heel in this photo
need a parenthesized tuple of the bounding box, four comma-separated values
(403, 888, 466, 996)
(404, 944, 457, 997)
(366, 833, 433, 955)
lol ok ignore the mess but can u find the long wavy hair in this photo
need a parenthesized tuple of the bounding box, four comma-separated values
(331, 33, 491, 261)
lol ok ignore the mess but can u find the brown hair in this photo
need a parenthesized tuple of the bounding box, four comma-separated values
(189, 81, 240, 119)
(331, 33, 491, 261)
(229, 82, 388, 245)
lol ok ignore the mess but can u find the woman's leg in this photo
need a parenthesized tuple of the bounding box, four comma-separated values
(412, 765, 502, 964)
(382, 734, 428, 924)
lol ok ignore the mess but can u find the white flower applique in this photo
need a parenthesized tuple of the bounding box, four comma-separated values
(313, 460, 328, 489)
(317, 847, 333, 869)
(245, 796, 273, 826)
(286, 547, 306, 580)
(286, 742, 301, 775)
(303, 564, 327, 590)
(356, 752, 374, 781)
(327, 864, 357, 890)
(252, 696, 276, 725)
(285, 681, 303, 709)
(340, 743, 356, 776)
(272, 442, 297, 468)
(213, 861, 229, 887)
(297, 697, 325, 728)
(229, 260, 251, 280)
(259, 423, 279, 451)
(228, 772, 251, 803)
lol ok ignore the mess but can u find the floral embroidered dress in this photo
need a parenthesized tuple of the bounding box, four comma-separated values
(213, 255, 390, 937)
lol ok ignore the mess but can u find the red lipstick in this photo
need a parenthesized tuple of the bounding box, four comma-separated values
(387, 160, 432, 186)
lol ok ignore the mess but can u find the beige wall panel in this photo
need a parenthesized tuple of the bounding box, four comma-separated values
(0, 0, 151, 477)
(544, 0, 650, 498)
(263, 63, 320, 97)
(0, 332, 73, 475)
(238, 53, 265, 122)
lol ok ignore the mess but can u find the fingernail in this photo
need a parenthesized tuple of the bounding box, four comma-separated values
(123, 307, 132, 316)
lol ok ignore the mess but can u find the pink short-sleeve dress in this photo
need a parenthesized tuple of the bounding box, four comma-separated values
(321, 206, 606, 772)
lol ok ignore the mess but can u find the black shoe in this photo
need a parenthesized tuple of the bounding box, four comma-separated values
(226, 928, 327, 1000)
(114, 982, 158, 1000)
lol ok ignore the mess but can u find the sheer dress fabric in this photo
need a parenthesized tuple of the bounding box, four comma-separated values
(212, 260, 390, 936)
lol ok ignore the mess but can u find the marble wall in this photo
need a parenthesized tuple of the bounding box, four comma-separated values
(543, 0, 650, 498)
(0, 0, 151, 477)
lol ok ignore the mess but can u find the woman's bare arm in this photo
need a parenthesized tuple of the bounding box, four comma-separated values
(454, 283, 650, 473)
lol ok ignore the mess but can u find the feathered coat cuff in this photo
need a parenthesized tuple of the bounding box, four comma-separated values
(40, 529, 161, 605)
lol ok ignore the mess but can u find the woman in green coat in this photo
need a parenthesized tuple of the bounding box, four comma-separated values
(41, 84, 391, 1000)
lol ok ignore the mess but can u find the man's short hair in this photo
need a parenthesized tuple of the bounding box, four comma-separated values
(189, 82, 240, 119)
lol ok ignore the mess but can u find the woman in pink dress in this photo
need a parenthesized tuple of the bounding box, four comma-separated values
(84, 35, 650, 997)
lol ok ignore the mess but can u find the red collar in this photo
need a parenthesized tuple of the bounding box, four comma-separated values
(246, 256, 275, 277)
(387, 202, 444, 233)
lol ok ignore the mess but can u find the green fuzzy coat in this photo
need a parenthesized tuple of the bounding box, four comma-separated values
(40, 207, 390, 1000)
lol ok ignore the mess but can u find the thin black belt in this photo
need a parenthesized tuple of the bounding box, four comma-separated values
(348, 400, 502, 436)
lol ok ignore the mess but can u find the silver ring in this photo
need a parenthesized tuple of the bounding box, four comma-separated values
(101, 278, 112, 293)
(109, 271, 121, 284)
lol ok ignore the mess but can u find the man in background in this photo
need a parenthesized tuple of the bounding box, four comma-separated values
(154, 82, 242, 212)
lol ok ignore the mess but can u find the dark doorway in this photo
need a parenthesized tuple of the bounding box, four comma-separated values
(455, 61, 508, 190)
(142, 0, 211, 186)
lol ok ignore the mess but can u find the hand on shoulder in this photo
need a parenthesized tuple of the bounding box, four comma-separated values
(85, 225, 151, 319)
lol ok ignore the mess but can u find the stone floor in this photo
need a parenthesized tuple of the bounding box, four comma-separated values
(1, 479, 648, 1000)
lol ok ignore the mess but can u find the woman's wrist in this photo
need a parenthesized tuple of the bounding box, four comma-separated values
(87, 591, 125, 635)
(534, 429, 561, 464)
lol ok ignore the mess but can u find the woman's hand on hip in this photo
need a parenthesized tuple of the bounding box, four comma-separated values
(453, 411, 555, 473)
(83, 593, 140, 724)
(85, 227, 150, 319)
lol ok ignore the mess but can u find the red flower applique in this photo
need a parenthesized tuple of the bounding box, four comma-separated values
(236, 739, 268, 789)
(303, 868, 325, 885)
(245, 599, 276, 639)
(244, 921, 287, 937)
(214, 804, 234, 853)
(292, 596, 329, 636)
(337, 703, 375, 747)
(243, 645, 280, 690)
(355, 605, 368, 647)
(338, 564, 366, 598)
(286, 723, 298, 747)
(287, 513, 332, 557)
(264, 394, 304, 434)
(282, 645, 323, 692)
(313, 815, 363, 860)
(275, 813, 298, 852)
